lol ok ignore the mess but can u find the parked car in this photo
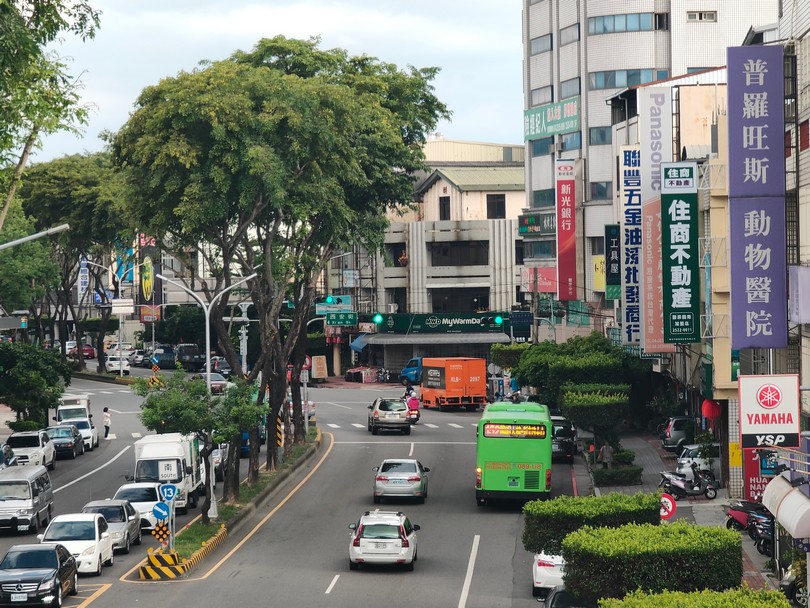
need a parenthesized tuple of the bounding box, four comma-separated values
(659, 416, 692, 452)
(72, 419, 98, 452)
(128, 350, 147, 366)
(104, 356, 130, 376)
(675, 442, 722, 482)
(106, 342, 134, 359)
(81, 500, 142, 554)
(44, 426, 84, 460)
(6, 431, 56, 471)
(0, 444, 17, 469)
(191, 372, 234, 394)
(532, 552, 565, 598)
(367, 398, 410, 436)
(38, 513, 114, 575)
(211, 357, 233, 379)
(372, 459, 430, 504)
(0, 543, 78, 606)
(64, 340, 76, 352)
(67, 344, 96, 359)
(211, 445, 227, 482)
(550, 416, 577, 462)
(112, 483, 161, 530)
(347, 509, 420, 571)
(542, 585, 597, 608)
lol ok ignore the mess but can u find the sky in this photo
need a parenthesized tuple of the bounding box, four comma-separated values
(36, 0, 524, 162)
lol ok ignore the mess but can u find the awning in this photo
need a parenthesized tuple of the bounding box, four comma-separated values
(349, 333, 370, 352)
(763, 474, 810, 538)
(364, 333, 511, 346)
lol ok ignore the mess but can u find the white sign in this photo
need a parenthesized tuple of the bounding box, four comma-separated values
(78, 258, 89, 297)
(158, 459, 179, 481)
(739, 374, 800, 448)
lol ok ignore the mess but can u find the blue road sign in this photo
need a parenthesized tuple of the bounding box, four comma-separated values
(159, 484, 178, 502)
(153, 502, 170, 521)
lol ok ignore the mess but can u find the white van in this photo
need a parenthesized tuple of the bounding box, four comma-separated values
(0, 465, 54, 533)
(675, 442, 722, 481)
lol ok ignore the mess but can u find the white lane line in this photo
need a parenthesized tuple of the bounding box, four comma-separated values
(327, 423, 341, 429)
(408, 442, 414, 457)
(470, 423, 478, 427)
(98, 390, 114, 394)
(457, 535, 480, 608)
(325, 574, 340, 594)
(351, 424, 365, 429)
(448, 423, 463, 428)
(106, 434, 117, 440)
(423, 423, 439, 428)
(54, 446, 131, 494)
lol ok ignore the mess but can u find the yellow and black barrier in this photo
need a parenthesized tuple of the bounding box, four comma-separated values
(138, 548, 186, 580)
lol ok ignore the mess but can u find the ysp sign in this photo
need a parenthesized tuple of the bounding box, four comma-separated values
(739, 374, 800, 448)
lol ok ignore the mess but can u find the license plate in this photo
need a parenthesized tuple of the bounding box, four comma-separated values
(390, 479, 407, 485)
(11, 593, 26, 601)
(552, 441, 559, 449)
(16, 525, 28, 531)
(374, 542, 388, 549)
(385, 413, 398, 418)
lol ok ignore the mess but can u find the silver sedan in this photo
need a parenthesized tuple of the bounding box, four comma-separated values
(373, 459, 430, 504)
(81, 499, 143, 554)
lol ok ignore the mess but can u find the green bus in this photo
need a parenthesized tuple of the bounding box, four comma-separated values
(475, 401, 553, 506)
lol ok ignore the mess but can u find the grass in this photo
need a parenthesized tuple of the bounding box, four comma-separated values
(171, 427, 319, 560)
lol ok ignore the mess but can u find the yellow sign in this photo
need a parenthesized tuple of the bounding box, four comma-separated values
(728, 441, 742, 467)
(311, 355, 328, 379)
(593, 255, 605, 291)
(141, 256, 154, 302)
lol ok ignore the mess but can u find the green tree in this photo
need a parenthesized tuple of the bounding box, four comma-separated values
(0, 342, 71, 427)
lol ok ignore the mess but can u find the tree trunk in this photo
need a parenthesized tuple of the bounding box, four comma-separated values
(222, 433, 242, 503)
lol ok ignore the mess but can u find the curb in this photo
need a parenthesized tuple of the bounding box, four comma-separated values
(72, 371, 136, 386)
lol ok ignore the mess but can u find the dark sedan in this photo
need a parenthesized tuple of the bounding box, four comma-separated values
(44, 426, 84, 459)
(0, 543, 78, 607)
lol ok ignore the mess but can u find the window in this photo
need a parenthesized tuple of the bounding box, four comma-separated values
(515, 240, 524, 265)
(531, 85, 553, 106)
(687, 11, 717, 22)
(588, 12, 667, 34)
(531, 137, 554, 157)
(525, 240, 556, 259)
(439, 196, 450, 221)
(530, 34, 553, 55)
(532, 189, 555, 209)
(589, 236, 605, 255)
(560, 77, 580, 99)
(430, 241, 489, 266)
(589, 68, 656, 90)
(687, 67, 713, 74)
(559, 23, 579, 46)
(561, 131, 581, 151)
(590, 181, 612, 200)
(385, 243, 407, 267)
(487, 194, 506, 219)
(589, 127, 612, 146)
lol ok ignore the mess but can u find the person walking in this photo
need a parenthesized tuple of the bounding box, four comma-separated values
(103, 407, 111, 439)
(597, 441, 613, 469)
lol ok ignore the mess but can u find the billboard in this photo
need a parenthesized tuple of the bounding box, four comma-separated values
(137, 234, 163, 323)
(555, 160, 578, 301)
(739, 374, 800, 449)
(524, 97, 580, 141)
(620, 146, 642, 345)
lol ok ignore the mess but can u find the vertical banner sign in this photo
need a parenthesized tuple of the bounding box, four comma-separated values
(620, 146, 642, 345)
(727, 45, 787, 348)
(78, 258, 89, 298)
(638, 87, 675, 354)
(661, 163, 700, 342)
(604, 224, 621, 300)
(555, 160, 577, 301)
(138, 234, 163, 324)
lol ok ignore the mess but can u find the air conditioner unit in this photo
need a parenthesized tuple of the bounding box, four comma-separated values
(387, 303, 399, 313)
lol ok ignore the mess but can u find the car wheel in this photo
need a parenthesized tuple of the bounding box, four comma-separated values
(373, 495, 381, 504)
(794, 585, 809, 607)
(134, 527, 142, 545)
(121, 534, 131, 554)
(104, 549, 114, 567)
(51, 582, 62, 608)
(48, 455, 55, 471)
(79, 442, 85, 456)
(94, 436, 99, 448)
(94, 556, 102, 576)
(28, 515, 38, 534)
(413, 547, 417, 562)
(371, 425, 379, 435)
(69, 573, 78, 596)
(403, 426, 411, 436)
(70, 447, 77, 460)
(367, 421, 372, 432)
(349, 560, 359, 571)
(532, 585, 543, 598)
(419, 495, 426, 504)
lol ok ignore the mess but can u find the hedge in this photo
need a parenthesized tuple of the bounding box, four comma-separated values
(562, 382, 630, 397)
(613, 449, 636, 466)
(598, 587, 790, 608)
(562, 521, 742, 603)
(592, 465, 643, 486)
(522, 492, 660, 555)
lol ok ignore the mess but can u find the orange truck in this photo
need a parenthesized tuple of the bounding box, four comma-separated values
(420, 357, 488, 412)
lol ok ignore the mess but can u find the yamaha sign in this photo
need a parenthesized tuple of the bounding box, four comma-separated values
(739, 374, 800, 448)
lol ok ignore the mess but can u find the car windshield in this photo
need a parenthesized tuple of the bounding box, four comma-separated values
(47, 428, 73, 439)
(0, 550, 57, 570)
(361, 524, 400, 539)
(209, 373, 225, 382)
(7, 436, 39, 448)
(554, 425, 574, 438)
(0, 482, 30, 500)
(115, 487, 158, 502)
(379, 400, 406, 412)
(44, 520, 95, 541)
(74, 420, 91, 430)
(84, 505, 125, 523)
(381, 461, 417, 473)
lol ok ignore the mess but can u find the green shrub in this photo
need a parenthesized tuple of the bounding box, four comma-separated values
(8, 419, 42, 432)
(613, 449, 636, 466)
(562, 521, 742, 603)
(563, 382, 630, 396)
(592, 465, 643, 486)
(599, 587, 790, 607)
(522, 492, 660, 555)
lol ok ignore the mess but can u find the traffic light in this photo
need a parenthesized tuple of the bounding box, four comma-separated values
(325, 295, 334, 304)
(322, 295, 344, 305)
(372, 312, 384, 324)
(481, 314, 504, 328)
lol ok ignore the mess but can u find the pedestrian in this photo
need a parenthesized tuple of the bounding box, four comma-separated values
(597, 442, 613, 469)
(103, 407, 111, 439)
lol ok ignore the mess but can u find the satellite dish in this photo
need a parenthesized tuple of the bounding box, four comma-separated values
(487, 363, 501, 375)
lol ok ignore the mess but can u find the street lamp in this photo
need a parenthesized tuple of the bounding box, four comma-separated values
(0, 223, 70, 251)
(155, 273, 257, 393)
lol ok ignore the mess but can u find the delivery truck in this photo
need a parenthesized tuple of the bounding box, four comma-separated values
(54, 393, 92, 424)
(419, 357, 488, 412)
(130, 433, 203, 514)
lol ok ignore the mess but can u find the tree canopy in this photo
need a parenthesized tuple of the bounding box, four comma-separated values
(0, 342, 71, 427)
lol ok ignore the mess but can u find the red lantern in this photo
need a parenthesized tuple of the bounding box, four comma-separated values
(701, 399, 722, 420)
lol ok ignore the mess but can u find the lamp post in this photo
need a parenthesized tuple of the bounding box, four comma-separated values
(84, 260, 129, 378)
(0, 223, 69, 251)
(155, 273, 257, 393)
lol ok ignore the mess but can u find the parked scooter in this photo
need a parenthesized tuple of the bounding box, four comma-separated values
(753, 515, 774, 557)
(658, 470, 686, 495)
(726, 499, 770, 539)
(668, 462, 718, 500)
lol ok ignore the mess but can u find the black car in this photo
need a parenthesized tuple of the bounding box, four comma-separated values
(44, 426, 84, 459)
(0, 543, 78, 607)
(544, 586, 597, 608)
(550, 416, 577, 461)
(0, 445, 16, 470)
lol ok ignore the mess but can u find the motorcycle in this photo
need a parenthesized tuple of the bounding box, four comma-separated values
(658, 470, 686, 495)
(725, 499, 770, 539)
(668, 462, 718, 500)
(407, 409, 420, 425)
(753, 514, 774, 557)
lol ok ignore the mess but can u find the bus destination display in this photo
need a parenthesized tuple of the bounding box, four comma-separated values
(483, 423, 546, 439)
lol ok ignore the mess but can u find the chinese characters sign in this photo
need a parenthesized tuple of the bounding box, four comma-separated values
(518, 212, 555, 236)
(727, 45, 787, 348)
(661, 163, 700, 343)
(483, 423, 547, 439)
(620, 146, 642, 345)
(524, 97, 580, 141)
(604, 224, 621, 300)
(555, 160, 577, 300)
(739, 374, 799, 448)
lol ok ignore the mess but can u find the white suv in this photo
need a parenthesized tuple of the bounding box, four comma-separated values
(348, 509, 420, 571)
(7, 430, 56, 470)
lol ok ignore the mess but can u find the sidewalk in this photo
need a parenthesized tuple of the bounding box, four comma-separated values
(572, 432, 776, 591)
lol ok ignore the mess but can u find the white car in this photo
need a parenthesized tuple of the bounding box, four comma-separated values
(112, 482, 162, 530)
(104, 356, 130, 375)
(39, 512, 114, 575)
(6, 430, 56, 470)
(532, 552, 566, 598)
(72, 418, 99, 451)
(348, 509, 419, 571)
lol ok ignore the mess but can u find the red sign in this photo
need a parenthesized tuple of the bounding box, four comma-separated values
(660, 493, 676, 519)
(555, 160, 577, 301)
(743, 447, 770, 501)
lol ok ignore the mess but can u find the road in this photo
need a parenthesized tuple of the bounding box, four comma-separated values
(2, 380, 577, 607)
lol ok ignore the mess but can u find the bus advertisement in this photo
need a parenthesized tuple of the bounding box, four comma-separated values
(475, 402, 552, 506)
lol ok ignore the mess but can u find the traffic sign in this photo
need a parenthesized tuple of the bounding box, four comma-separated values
(153, 502, 170, 521)
(326, 312, 357, 326)
(660, 493, 677, 520)
(159, 484, 178, 502)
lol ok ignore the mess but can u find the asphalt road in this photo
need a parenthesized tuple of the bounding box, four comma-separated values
(50, 383, 577, 608)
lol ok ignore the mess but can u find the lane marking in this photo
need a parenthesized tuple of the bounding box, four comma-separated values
(351, 424, 365, 429)
(325, 574, 340, 594)
(327, 423, 341, 429)
(448, 423, 463, 428)
(423, 423, 439, 428)
(457, 534, 480, 608)
(131, 432, 142, 438)
(334, 441, 475, 445)
(55, 446, 131, 494)
(408, 442, 414, 457)
(106, 434, 117, 440)
(77, 583, 112, 607)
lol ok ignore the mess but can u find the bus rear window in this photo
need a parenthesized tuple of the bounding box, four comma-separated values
(483, 423, 546, 439)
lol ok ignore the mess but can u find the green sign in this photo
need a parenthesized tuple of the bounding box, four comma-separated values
(518, 212, 556, 236)
(661, 162, 700, 343)
(326, 312, 357, 326)
(373, 313, 509, 334)
(524, 96, 580, 141)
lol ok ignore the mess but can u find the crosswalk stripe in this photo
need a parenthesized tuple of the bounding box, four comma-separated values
(351, 423, 365, 428)
(448, 423, 463, 428)
(99, 390, 114, 394)
(107, 434, 117, 440)
(423, 423, 439, 428)
(327, 423, 340, 429)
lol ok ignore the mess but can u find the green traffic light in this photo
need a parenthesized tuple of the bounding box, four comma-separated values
(494, 315, 503, 325)
(325, 295, 334, 304)
(372, 312, 384, 324)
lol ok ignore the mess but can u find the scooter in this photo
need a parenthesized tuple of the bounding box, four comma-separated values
(668, 463, 718, 500)
(658, 470, 686, 495)
(407, 409, 420, 425)
(754, 515, 774, 557)
(726, 499, 770, 539)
